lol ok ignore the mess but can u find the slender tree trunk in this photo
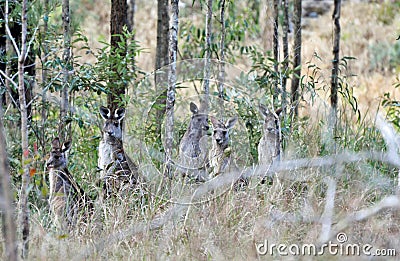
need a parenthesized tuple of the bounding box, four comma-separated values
(282, 0, 289, 115)
(127, 0, 136, 70)
(108, 0, 128, 111)
(164, 0, 179, 178)
(154, 0, 170, 140)
(218, 0, 226, 113)
(331, 0, 341, 152)
(260, 0, 273, 51)
(273, 0, 280, 106)
(0, 88, 18, 261)
(202, 0, 212, 112)
(41, 0, 49, 152)
(17, 0, 30, 257)
(5, 33, 12, 107)
(60, 0, 71, 139)
(291, 0, 302, 121)
(127, 0, 135, 33)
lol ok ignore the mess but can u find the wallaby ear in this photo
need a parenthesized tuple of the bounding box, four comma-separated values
(259, 104, 270, 117)
(62, 140, 72, 152)
(226, 116, 238, 129)
(100, 106, 110, 120)
(51, 137, 61, 148)
(275, 108, 283, 117)
(210, 116, 220, 128)
(190, 102, 199, 114)
(115, 107, 126, 120)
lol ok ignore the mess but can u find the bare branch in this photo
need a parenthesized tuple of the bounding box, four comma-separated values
(4, 0, 21, 58)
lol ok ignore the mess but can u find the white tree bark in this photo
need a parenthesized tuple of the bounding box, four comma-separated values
(60, 0, 71, 139)
(202, 0, 212, 112)
(164, 0, 179, 178)
(16, 0, 31, 257)
(218, 0, 226, 114)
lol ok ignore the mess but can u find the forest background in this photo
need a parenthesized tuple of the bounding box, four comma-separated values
(1, 0, 400, 260)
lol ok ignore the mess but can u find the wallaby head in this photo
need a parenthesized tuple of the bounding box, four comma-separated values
(99, 106, 125, 142)
(188, 102, 209, 134)
(259, 104, 282, 137)
(258, 104, 282, 166)
(46, 137, 71, 169)
(210, 116, 238, 149)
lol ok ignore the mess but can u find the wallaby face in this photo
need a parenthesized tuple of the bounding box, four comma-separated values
(179, 102, 209, 158)
(259, 105, 281, 137)
(258, 104, 282, 164)
(99, 106, 125, 143)
(46, 138, 71, 169)
(210, 116, 237, 149)
(208, 116, 238, 177)
(189, 102, 209, 134)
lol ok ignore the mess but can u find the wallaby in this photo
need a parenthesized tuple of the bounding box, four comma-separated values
(103, 138, 139, 197)
(208, 116, 237, 177)
(258, 104, 282, 167)
(46, 137, 91, 229)
(178, 102, 209, 181)
(98, 106, 139, 197)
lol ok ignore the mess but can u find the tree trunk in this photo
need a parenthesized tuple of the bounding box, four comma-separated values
(41, 0, 49, 152)
(164, 0, 179, 178)
(108, 0, 128, 111)
(127, 0, 136, 70)
(331, 0, 341, 152)
(273, 0, 279, 106)
(127, 0, 135, 33)
(0, 94, 18, 261)
(5, 31, 12, 107)
(17, 0, 31, 257)
(260, 0, 273, 51)
(282, 0, 289, 115)
(202, 0, 212, 112)
(60, 0, 71, 139)
(218, 0, 226, 114)
(290, 0, 302, 120)
(154, 0, 169, 141)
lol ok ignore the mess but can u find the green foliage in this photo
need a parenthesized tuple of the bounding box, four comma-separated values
(179, 0, 255, 62)
(382, 77, 400, 131)
(72, 28, 142, 98)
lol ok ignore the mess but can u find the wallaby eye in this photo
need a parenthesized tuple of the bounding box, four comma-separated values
(113, 122, 119, 127)
(213, 130, 217, 135)
(222, 131, 227, 136)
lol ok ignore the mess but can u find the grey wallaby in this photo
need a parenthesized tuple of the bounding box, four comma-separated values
(258, 104, 282, 166)
(177, 102, 210, 181)
(208, 116, 237, 177)
(98, 106, 139, 198)
(46, 137, 92, 229)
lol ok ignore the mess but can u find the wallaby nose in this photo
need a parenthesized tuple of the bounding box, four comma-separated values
(107, 130, 114, 136)
(46, 160, 53, 169)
